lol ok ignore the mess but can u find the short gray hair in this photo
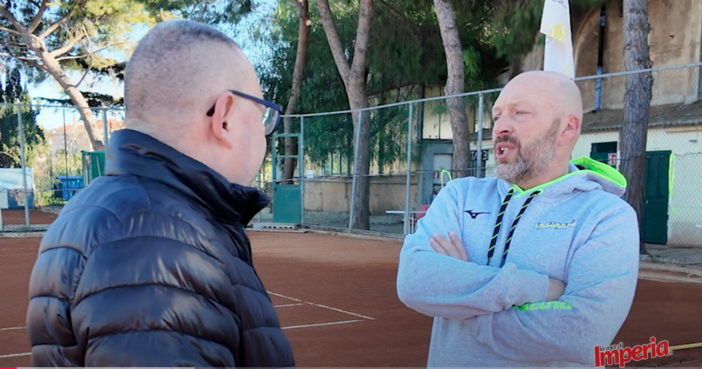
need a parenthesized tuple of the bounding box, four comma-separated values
(123, 20, 240, 113)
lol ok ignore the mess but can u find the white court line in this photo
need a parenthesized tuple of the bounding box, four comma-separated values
(0, 326, 24, 331)
(282, 320, 363, 330)
(274, 303, 305, 308)
(267, 291, 375, 320)
(0, 352, 30, 358)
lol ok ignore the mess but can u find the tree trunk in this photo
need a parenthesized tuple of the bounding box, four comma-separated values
(283, 0, 311, 184)
(620, 0, 652, 255)
(416, 84, 425, 145)
(350, 106, 372, 231)
(43, 54, 103, 149)
(315, 0, 374, 230)
(432, 0, 471, 178)
(8, 22, 104, 150)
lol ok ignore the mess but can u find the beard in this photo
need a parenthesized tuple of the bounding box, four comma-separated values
(494, 119, 560, 185)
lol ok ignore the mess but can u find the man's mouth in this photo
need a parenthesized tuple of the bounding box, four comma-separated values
(495, 142, 517, 160)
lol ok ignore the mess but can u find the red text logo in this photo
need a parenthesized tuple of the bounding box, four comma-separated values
(594, 337, 672, 367)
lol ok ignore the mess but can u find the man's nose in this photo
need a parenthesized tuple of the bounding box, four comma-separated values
(492, 118, 514, 136)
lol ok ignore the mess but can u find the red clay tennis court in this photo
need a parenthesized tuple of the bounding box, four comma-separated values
(0, 229, 701, 367)
(0, 209, 57, 227)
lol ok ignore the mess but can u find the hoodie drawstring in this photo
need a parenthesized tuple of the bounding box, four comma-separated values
(487, 188, 541, 267)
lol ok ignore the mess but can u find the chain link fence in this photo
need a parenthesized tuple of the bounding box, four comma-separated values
(569, 63, 702, 266)
(1, 64, 701, 266)
(260, 62, 702, 266)
(0, 102, 124, 231)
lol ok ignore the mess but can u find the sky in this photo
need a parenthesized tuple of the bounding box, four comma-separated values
(19, 0, 278, 132)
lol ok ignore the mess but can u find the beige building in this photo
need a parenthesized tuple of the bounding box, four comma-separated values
(45, 113, 125, 157)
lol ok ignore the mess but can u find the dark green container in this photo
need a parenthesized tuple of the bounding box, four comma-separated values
(81, 150, 106, 185)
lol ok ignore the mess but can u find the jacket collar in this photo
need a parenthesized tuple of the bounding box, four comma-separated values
(104, 129, 269, 225)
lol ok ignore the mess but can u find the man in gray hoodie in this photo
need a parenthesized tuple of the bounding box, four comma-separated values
(396, 70, 640, 367)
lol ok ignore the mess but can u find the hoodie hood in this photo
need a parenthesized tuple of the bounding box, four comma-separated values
(498, 156, 628, 200)
(486, 156, 628, 266)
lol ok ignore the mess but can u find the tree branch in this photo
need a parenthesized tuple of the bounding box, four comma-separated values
(1, 44, 46, 70)
(290, 0, 306, 15)
(55, 44, 122, 61)
(28, 0, 49, 33)
(49, 32, 85, 58)
(0, 53, 41, 61)
(54, 54, 84, 61)
(38, 14, 72, 39)
(0, 26, 21, 35)
(349, 0, 374, 76)
(75, 27, 92, 89)
(314, 0, 351, 86)
(37, 0, 85, 40)
(0, 3, 26, 32)
(5, 41, 30, 48)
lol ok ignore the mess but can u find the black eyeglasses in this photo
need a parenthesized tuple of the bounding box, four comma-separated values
(206, 89, 282, 136)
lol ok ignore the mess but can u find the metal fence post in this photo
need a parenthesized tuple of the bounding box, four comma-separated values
(348, 112, 362, 229)
(476, 93, 484, 178)
(257, 168, 262, 223)
(63, 109, 68, 180)
(16, 103, 29, 227)
(300, 116, 305, 226)
(102, 108, 109, 147)
(404, 104, 413, 235)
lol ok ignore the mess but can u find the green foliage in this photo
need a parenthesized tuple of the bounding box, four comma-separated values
(0, 67, 45, 169)
(50, 149, 84, 177)
(0, 63, 84, 209)
(258, 0, 518, 173)
(1, 1, 150, 74)
(1, 0, 257, 109)
(137, 0, 254, 24)
(258, 0, 357, 168)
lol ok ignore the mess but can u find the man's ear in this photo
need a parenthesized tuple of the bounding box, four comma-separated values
(558, 115, 580, 146)
(209, 93, 235, 150)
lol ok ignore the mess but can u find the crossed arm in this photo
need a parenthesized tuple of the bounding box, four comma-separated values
(429, 232, 566, 302)
(395, 181, 640, 365)
(396, 182, 565, 319)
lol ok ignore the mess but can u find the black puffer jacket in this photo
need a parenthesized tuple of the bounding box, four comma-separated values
(26, 129, 295, 367)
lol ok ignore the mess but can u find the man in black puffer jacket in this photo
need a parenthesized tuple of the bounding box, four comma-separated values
(25, 20, 295, 367)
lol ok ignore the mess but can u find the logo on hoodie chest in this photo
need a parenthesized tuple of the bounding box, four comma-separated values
(536, 219, 577, 229)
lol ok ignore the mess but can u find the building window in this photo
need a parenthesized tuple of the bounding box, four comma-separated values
(592, 141, 617, 154)
(590, 141, 618, 168)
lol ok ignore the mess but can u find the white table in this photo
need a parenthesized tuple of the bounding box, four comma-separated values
(385, 210, 428, 234)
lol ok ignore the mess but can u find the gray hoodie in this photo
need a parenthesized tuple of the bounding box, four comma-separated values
(396, 156, 640, 367)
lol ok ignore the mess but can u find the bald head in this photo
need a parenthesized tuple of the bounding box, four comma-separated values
(491, 70, 584, 189)
(506, 70, 583, 132)
(123, 20, 257, 133)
